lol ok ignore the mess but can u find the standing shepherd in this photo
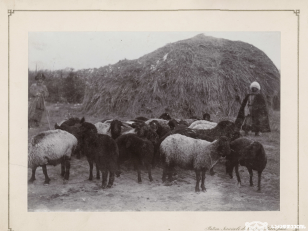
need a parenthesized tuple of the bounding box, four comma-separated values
(28, 73, 49, 128)
(235, 81, 270, 136)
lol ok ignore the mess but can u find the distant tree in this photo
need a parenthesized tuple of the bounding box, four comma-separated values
(28, 69, 86, 104)
(63, 71, 85, 103)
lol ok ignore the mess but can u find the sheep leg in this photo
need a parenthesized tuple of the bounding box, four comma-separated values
(133, 160, 142, 183)
(247, 167, 253, 186)
(88, 159, 94, 181)
(107, 171, 115, 188)
(201, 169, 206, 192)
(257, 171, 262, 192)
(42, 165, 50, 185)
(76, 144, 81, 159)
(195, 170, 201, 192)
(133, 161, 137, 171)
(162, 164, 168, 182)
(28, 167, 37, 183)
(147, 164, 153, 182)
(115, 162, 121, 177)
(96, 163, 100, 179)
(101, 170, 108, 189)
(61, 160, 65, 177)
(228, 165, 234, 179)
(137, 166, 142, 184)
(64, 158, 70, 180)
(167, 166, 174, 182)
(235, 164, 241, 186)
(209, 167, 215, 176)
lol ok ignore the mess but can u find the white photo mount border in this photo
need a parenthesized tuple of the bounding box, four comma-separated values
(7, 8, 300, 231)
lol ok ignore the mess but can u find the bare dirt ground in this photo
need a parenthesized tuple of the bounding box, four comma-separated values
(28, 103, 280, 211)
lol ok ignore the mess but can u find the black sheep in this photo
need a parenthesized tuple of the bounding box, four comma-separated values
(203, 113, 211, 121)
(161, 120, 237, 143)
(108, 119, 124, 140)
(149, 120, 171, 138)
(55, 122, 83, 159)
(159, 112, 172, 120)
(95, 134, 119, 188)
(116, 134, 154, 183)
(167, 119, 187, 130)
(60, 117, 81, 126)
(226, 137, 267, 191)
(132, 121, 159, 147)
(194, 120, 238, 141)
(79, 118, 119, 188)
(135, 116, 149, 121)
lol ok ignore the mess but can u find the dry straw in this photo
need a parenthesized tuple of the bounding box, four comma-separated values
(82, 34, 280, 118)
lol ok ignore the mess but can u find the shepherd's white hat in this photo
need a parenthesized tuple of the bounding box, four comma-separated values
(250, 81, 261, 90)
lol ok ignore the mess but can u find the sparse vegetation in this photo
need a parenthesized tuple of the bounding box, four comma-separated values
(28, 69, 86, 104)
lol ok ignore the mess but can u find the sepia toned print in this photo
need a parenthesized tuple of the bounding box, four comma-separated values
(27, 32, 280, 211)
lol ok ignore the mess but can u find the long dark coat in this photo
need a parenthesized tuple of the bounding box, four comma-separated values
(235, 93, 271, 133)
(28, 83, 49, 122)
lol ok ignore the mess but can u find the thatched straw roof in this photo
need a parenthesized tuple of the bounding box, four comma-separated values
(82, 34, 280, 118)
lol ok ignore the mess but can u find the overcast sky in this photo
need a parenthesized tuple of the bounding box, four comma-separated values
(29, 31, 280, 71)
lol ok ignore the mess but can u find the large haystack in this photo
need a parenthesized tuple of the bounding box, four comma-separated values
(82, 34, 280, 118)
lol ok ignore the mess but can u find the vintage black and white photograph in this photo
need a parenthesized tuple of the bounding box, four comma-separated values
(27, 31, 280, 211)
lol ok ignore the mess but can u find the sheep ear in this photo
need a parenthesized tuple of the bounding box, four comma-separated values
(55, 123, 60, 129)
(80, 117, 85, 123)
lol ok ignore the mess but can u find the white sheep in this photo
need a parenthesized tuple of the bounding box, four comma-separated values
(190, 123, 216, 130)
(95, 120, 132, 138)
(188, 120, 217, 129)
(179, 118, 197, 126)
(160, 134, 231, 192)
(28, 129, 77, 185)
(122, 128, 136, 135)
(145, 118, 169, 127)
(95, 122, 111, 135)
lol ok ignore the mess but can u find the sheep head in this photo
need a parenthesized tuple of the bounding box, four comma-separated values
(203, 113, 211, 121)
(168, 119, 178, 130)
(230, 131, 241, 141)
(54, 123, 60, 129)
(239, 141, 265, 165)
(54, 123, 82, 140)
(216, 136, 231, 157)
(135, 123, 159, 145)
(216, 120, 237, 139)
(225, 159, 234, 179)
(159, 112, 171, 120)
(109, 120, 123, 139)
(149, 120, 159, 132)
(79, 122, 98, 141)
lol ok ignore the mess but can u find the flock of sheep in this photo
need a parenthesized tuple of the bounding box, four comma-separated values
(28, 113, 267, 192)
